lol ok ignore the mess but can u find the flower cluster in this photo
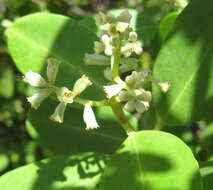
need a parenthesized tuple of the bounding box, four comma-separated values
(84, 10, 170, 115)
(23, 58, 99, 130)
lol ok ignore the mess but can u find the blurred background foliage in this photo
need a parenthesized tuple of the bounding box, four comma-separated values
(1, 0, 204, 177)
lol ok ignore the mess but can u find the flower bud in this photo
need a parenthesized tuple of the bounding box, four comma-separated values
(27, 89, 50, 109)
(118, 90, 132, 101)
(133, 43, 143, 55)
(83, 53, 110, 65)
(135, 100, 146, 114)
(83, 104, 99, 130)
(105, 45, 113, 56)
(46, 58, 61, 84)
(124, 100, 135, 112)
(101, 34, 110, 45)
(121, 43, 133, 57)
(129, 32, 137, 42)
(94, 41, 105, 54)
(23, 70, 46, 87)
(125, 74, 136, 88)
(106, 13, 115, 23)
(136, 89, 152, 102)
(116, 10, 132, 23)
(50, 102, 67, 123)
(73, 75, 92, 96)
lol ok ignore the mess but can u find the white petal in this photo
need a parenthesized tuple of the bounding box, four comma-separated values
(133, 43, 143, 55)
(50, 102, 67, 123)
(23, 70, 46, 87)
(116, 22, 129, 33)
(73, 75, 92, 96)
(96, 12, 107, 25)
(135, 100, 146, 114)
(83, 104, 99, 130)
(101, 34, 110, 45)
(46, 58, 61, 84)
(129, 32, 137, 42)
(103, 84, 123, 98)
(159, 81, 171, 93)
(27, 89, 50, 109)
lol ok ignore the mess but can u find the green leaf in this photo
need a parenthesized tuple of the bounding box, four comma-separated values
(0, 152, 107, 190)
(26, 99, 126, 155)
(158, 11, 179, 44)
(200, 122, 213, 160)
(7, 12, 107, 100)
(100, 131, 202, 190)
(200, 161, 213, 190)
(153, 0, 213, 125)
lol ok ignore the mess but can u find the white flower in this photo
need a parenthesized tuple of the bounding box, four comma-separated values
(129, 32, 137, 42)
(116, 10, 132, 23)
(83, 104, 99, 130)
(104, 84, 123, 98)
(158, 81, 171, 93)
(83, 53, 110, 65)
(108, 24, 118, 36)
(23, 70, 46, 87)
(46, 58, 61, 84)
(94, 41, 105, 54)
(27, 89, 51, 109)
(50, 102, 67, 123)
(73, 75, 92, 96)
(56, 87, 74, 103)
(151, 77, 170, 93)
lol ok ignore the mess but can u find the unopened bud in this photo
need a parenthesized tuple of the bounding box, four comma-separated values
(124, 100, 135, 112)
(118, 90, 132, 101)
(83, 53, 110, 65)
(46, 58, 61, 84)
(94, 41, 105, 54)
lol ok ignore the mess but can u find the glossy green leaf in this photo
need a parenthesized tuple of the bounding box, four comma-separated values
(26, 99, 126, 155)
(100, 131, 202, 190)
(153, 0, 213, 125)
(200, 161, 213, 190)
(200, 122, 213, 160)
(158, 11, 179, 44)
(0, 152, 107, 190)
(7, 12, 107, 100)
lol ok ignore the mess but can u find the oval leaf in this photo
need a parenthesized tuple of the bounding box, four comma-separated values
(100, 131, 202, 190)
(7, 13, 107, 100)
(153, 0, 213, 125)
(0, 152, 107, 190)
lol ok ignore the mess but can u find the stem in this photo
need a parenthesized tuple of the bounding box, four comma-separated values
(109, 97, 135, 135)
(74, 97, 109, 107)
(111, 37, 122, 81)
(109, 36, 135, 135)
